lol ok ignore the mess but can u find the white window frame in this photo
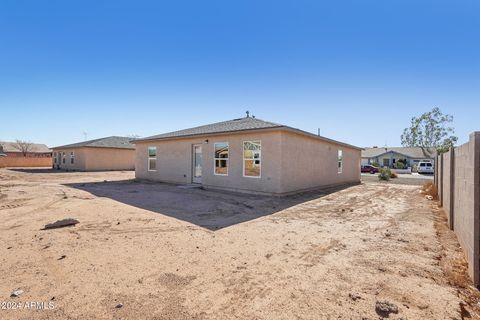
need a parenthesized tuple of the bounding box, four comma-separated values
(70, 151, 75, 164)
(243, 140, 261, 178)
(148, 146, 157, 171)
(214, 142, 229, 176)
(62, 152, 66, 164)
(338, 149, 343, 174)
(53, 152, 57, 164)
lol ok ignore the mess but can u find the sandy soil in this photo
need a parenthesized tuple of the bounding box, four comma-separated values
(361, 174, 433, 186)
(0, 168, 479, 319)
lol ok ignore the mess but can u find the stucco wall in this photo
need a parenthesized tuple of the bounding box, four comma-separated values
(135, 129, 361, 195)
(53, 147, 135, 171)
(83, 147, 135, 171)
(53, 149, 87, 170)
(279, 131, 360, 194)
(135, 137, 203, 184)
(135, 131, 283, 194)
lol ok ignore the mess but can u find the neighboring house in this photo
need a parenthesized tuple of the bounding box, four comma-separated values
(133, 116, 361, 196)
(52, 136, 135, 171)
(0, 141, 52, 167)
(362, 147, 436, 169)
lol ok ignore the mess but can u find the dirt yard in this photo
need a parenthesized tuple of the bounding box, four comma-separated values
(1, 168, 479, 319)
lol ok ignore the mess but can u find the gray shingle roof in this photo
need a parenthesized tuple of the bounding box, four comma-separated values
(134, 116, 362, 150)
(52, 136, 135, 150)
(138, 117, 283, 141)
(362, 147, 437, 159)
(0, 141, 51, 153)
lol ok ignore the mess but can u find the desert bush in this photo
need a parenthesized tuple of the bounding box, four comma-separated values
(371, 161, 380, 168)
(378, 167, 391, 181)
(390, 171, 398, 178)
(394, 161, 406, 169)
(421, 182, 438, 200)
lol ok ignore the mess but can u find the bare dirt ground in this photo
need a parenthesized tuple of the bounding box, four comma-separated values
(1, 168, 479, 320)
(361, 173, 433, 186)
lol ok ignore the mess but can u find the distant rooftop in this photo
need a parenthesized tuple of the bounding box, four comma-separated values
(0, 141, 51, 153)
(52, 136, 135, 150)
(362, 147, 437, 159)
(134, 116, 361, 150)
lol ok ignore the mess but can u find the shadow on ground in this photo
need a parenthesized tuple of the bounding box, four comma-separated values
(8, 168, 58, 174)
(64, 179, 353, 231)
(9, 168, 134, 174)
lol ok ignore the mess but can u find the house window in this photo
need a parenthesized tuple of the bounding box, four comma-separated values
(70, 151, 74, 164)
(62, 152, 66, 164)
(338, 150, 343, 174)
(53, 152, 57, 164)
(148, 146, 156, 171)
(214, 143, 229, 175)
(243, 141, 261, 177)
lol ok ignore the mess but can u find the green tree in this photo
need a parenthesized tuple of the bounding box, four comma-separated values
(401, 107, 458, 154)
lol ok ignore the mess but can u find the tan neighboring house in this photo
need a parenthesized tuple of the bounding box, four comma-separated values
(133, 116, 361, 196)
(52, 136, 135, 171)
(0, 141, 52, 168)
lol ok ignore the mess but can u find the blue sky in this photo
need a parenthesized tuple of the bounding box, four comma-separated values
(0, 0, 479, 148)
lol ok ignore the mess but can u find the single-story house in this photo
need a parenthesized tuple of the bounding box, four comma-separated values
(52, 136, 135, 171)
(362, 147, 436, 169)
(0, 141, 52, 167)
(133, 116, 361, 196)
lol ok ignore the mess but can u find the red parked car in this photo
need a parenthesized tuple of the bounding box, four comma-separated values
(361, 164, 379, 174)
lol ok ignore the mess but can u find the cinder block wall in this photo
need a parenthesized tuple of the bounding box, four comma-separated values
(437, 154, 443, 206)
(437, 132, 480, 285)
(0, 156, 52, 168)
(453, 132, 480, 285)
(442, 149, 453, 228)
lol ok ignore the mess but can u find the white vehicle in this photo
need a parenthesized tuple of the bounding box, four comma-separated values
(417, 161, 434, 174)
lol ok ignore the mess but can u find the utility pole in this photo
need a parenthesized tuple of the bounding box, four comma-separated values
(83, 131, 88, 141)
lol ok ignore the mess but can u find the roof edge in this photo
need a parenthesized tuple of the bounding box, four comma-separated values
(133, 126, 362, 151)
(132, 125, 285, 143)
(51, 145, 135, 150)
(283, 127, 363, 151)
(52, 136, 135, 150)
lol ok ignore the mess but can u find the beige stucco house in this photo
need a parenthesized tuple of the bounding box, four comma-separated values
(133, 116, 361, 195)
(52, 136, 135, 171)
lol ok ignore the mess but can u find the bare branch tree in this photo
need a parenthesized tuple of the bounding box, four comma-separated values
(13, 139, 34, 157)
